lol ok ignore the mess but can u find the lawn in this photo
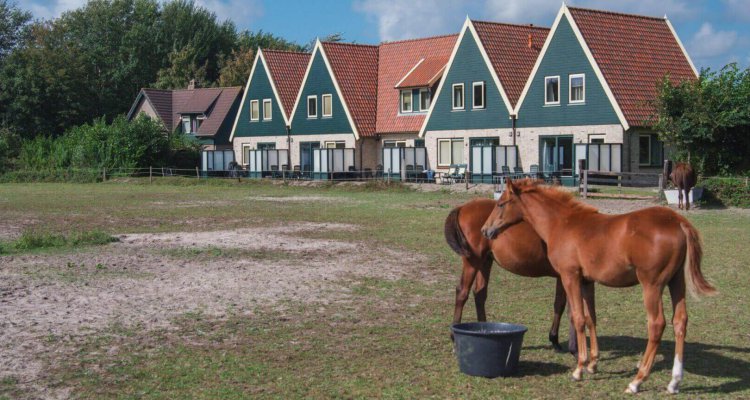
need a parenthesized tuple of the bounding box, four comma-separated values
(0, 180, 748, 399)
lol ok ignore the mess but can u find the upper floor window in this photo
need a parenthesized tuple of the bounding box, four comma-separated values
(472, 81, 485, 109)
(262, 99, 272, 121)
(400, 90, 413, 113)
(545, 76, 560, 105)
(307, 95, 317, 118)
(569, 74, 585, 103)
(250, 100, 259, 121)
(452, 84, 464, 110)
(322, 94, 333, 117)
(419, 88, 431, 111)
(182, 115, 200, 133)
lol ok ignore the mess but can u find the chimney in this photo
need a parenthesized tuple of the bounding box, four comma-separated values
(187, 79, 196, 90)
(528, 34, 532, 49)
(528, 24, 534, 49)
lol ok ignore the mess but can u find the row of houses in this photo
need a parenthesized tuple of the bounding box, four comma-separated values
(127, 4, 697, 185)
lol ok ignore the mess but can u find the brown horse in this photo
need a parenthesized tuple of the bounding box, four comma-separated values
(445, 198, 580, 352)
(669, 162, 697, 210)
(482, 179, 716, 394)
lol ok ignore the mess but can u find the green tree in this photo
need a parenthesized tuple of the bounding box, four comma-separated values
(155, 45, 210, 89)
(651, 63, 750, 175)
(0, 0, 30, 61)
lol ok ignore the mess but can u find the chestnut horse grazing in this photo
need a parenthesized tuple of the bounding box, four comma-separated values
(482, 179, 716, 394)
(669, 162, 697, 210)
(445, 198, 581, 352)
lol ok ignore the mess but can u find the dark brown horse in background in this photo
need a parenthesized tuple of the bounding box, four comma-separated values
(668, 162, 697, 210)
(445, 198, 581, 352)
(482, 179, 716, 394)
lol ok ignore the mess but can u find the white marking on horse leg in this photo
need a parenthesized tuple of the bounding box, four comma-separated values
(572, 367, 582, 381)
(626, 381, 640, 394)
(667, 355, 683, 394)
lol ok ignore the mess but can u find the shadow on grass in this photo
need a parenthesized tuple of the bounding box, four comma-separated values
(514, 360, 569, 377)
(597, 335, 750, 394)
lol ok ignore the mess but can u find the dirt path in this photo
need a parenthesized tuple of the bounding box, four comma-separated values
(0, 222, 424, 399)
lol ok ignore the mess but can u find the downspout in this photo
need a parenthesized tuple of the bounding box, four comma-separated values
(286, 125, 291, 165)
(511, 114, 517, 146)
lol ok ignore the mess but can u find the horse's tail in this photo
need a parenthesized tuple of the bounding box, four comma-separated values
(680, 222, 717, 298)
(444, 206, 473, 259)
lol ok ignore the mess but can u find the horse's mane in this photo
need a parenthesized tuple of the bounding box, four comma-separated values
(513, 179, 599, 214)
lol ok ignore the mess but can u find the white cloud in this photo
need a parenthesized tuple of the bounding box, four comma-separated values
(354, 0, 469, 41)
(27, 0, 87, 20)
(689, 23, 738, 59)
(196, 0, 264, 28)
(724, 0, 750, 21)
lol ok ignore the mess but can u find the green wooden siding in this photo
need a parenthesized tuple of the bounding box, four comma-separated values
(516, 16, 620, 128)
(233, 59, 288, 137)
(290, 51, 353, 135)
(213, 93, 242, 145)
(425, 31, 511, 131)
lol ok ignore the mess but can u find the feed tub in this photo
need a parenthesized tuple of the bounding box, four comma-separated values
(451, 322, 527, 378)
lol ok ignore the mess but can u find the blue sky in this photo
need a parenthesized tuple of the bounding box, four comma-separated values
(26, 0, 750, 72)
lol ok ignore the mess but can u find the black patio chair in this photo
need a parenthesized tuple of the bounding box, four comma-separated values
(292, 165, 301, 179)
(528, 164, 540, 179)
(405, 164, 415, 182)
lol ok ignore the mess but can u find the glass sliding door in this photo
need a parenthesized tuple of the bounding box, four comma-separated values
(540, 135, 576, 186)
(299, 141, 320, 179)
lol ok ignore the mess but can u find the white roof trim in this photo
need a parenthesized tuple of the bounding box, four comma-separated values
(665, 17, 699, 78)
(259, 50, 291, 126)
(418, 18, 469, 138)
(394, 58, 425, 88)
(513, 5, 630, 131)
(229, 50, 261, 141)
(289, 40, 360, 140)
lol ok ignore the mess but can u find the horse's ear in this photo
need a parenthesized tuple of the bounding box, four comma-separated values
(506, 178, 514, 195)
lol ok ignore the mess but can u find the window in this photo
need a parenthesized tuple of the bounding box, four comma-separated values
(400, 90, 413, 113)
(325, 141, 346, 149)
(438, 138, 464, 166)
(383, 140, 406, 148)
(419, 89, 431, 111)
(262, 99, 272, 121)
(257, 142, 276, 150)
(452, 84, 464, 110)
(322, 94, 332, 117)
(182, 115, 199, 133)
(569, 74, 585, 103)
(182, 115, 191, 133)
(638, 135, 662, 166)
(589, 134, 605, 144)
(250, 100, 259, 121)
(472, 82, 485, 109)
(414, 139, 425, 148)
(307, 95, 317, 118)
(242, 144, 252, 165)
(545, 76, 560, 105)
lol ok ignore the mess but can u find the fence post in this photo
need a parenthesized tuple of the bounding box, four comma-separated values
(584, 170, 589, 199)
(161, 167, 164, 177)
(195, 166, 199, 179)
(149, 166, 153, 184)
(658, 174, 664, 194)
(465, 168, 469, 190)
(662, 160, 671, 189)
(387, 168, 391, 183)
(102, 167, 106, 182)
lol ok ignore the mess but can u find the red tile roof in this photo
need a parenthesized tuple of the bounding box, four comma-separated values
(472, 21, 550, 108)
(376, 34, 457, 135)
(263, 49, 311, 120)
(321, 42, 379, 137)
(395, 56, 448, 89)
(568, 7, 697, 127)
(140, 89, 173, 129)
(190, 87, 243, 136)
(179, 87, 221, 114)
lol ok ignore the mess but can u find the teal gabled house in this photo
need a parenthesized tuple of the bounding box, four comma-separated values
(419, 18, 550, 181)
(513, 4, 698, 181)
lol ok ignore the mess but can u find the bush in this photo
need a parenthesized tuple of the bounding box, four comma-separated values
(0, 127, 22, 173)
(3, 230, 118, 253)
(701, 177, 750, 208)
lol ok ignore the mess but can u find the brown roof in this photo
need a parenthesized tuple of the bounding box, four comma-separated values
(376, 34, 457, 135)
(128, 87, 242, 136)
(263, 49, 311, 120)
(472, 21, 550, 108)
(321, 42, 379, 137)
(567, 7, 697, 127)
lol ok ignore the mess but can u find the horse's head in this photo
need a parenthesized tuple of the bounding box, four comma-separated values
(481, 179, 525, 239)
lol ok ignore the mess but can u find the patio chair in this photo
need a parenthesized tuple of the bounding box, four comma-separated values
(281, 164, 290, 179)
(270, 165, 280, 179)
(376, 164, 384, 179)
(292, 165, 301, 179)
(528, 164, 540, 179)
(450, 164, 467, 183)
(415, 164, 426, 183)
(513, 166, 524, 179)
(405, 164, 415, 182)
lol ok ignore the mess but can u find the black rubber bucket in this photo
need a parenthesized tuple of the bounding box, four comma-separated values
(451, 322, 528, 378)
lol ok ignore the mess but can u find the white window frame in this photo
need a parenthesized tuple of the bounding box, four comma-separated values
(262, 99, 272, 121)
(182, 115, 192, 133)
(452, 83, 464, 110)
(383, 140, 406, 148)
(250, 100, 259, 121)
(400, 90, 413, 113)
(324, 141, 346, 149)
(544, 76, 560, 105)
(419, 88, 430, 111)
(437, 138, 464, 167)
(472, 81, 485, 109)
(307, 95, 317, 118)
(242, 144, 252, 166)
(322, 94, 332, 117)
(639, 134, 652, 166)
(569, 74, 585, 104)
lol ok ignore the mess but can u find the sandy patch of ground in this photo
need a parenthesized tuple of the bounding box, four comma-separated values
(0, 222, 422, 399)
(246, 195, 343, 202)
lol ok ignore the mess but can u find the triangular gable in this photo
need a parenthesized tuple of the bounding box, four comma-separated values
(263, 50, 311, 122)
(289, 40, 363, 139)
(419, 18, 515, 137)
(514, 5, 630, 130)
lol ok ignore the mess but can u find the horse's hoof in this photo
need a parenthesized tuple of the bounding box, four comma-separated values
(549, 333, 563, 352)
(571, 369, 582, 381)
(625, 382, 639, 394)
(586, 364, 597, 374)
(667, 381, 680, 394)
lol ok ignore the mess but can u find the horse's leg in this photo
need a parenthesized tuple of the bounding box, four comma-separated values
(452, 258, 479, 340)
(667, 271, 688, 394)
(677, 186, 684, 210)
(684, 187, 691, 211)
(473, 258, 492, 322)
(560, 273, 588, 381)
(582, 281, 598, 374)
(549, 277, 566, 351)
(626, 284, 667, 394)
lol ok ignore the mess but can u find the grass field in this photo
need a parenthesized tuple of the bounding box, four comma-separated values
(1, 180, 748, 399)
